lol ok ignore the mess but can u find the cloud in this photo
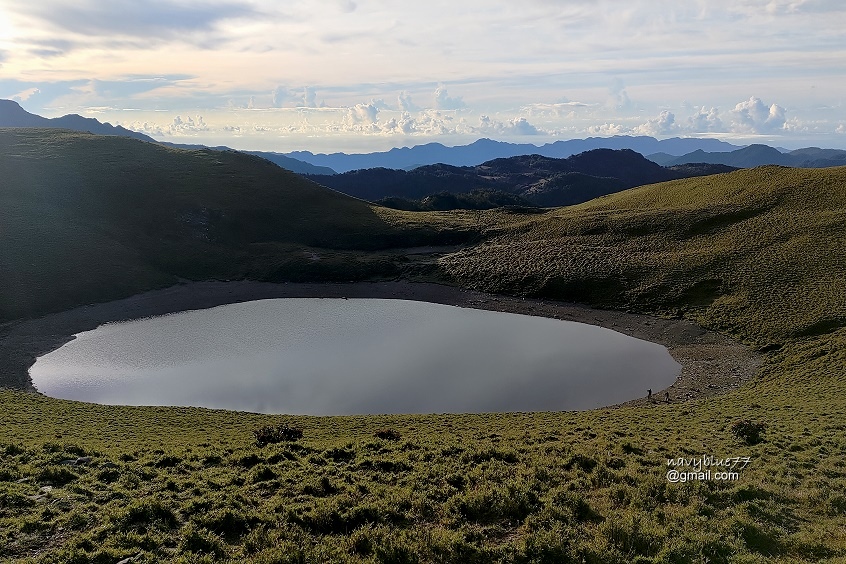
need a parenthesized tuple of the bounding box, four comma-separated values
(586, 123, 628, 135)
(346, 102, 380, 124)
(369, 99, 392, 110)
(9, 0, 259, 42)
(521, 102, 591, 117)
(90, 75, 191, 99)
(382, 112, 418, 135)
(129, 114, 209, 137)
(837, 124, 846, 134)
(608, 78, 631, 111)
(688, 106, 724, 132)
(270, 85, 322, 108)
(633, 110, 680, 136)
(271, 85, 290, 108)
(171, 115, 208, 133)
(13, 87, 41, 102)
(730, 96, 787, 133)
(397, 91, 419, 112)
(301, 86, 318, 108)
(433, 86, 466, 110)
(478, 115, 543, 135)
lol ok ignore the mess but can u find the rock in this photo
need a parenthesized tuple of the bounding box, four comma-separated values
(116, 554, 140, 564)
(58, 456, 92, 466)
(39, 486, 53, 494)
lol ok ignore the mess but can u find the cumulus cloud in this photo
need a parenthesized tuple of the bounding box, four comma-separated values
(126, 114, 209, 137)
(382, 112, 418, 135)
(171, 115, 208, 133)
(633, 110, 680, 136)
(369, 98, 392, 110)
(586, 122, 628, 135)
(608, 78, 631, 111)
(478, 115, 543, 135)
(301, 86, 318, 108)
(272, 85, 320, 108)
(837, 124, 846, 134)
(433, 86, 466, 110)
(397, 91, 419, 112)
(688, 106, 724, 132)
(730, 96, 786, 133)
(346, 102, 380, 124)
(271, 85, 289, 108)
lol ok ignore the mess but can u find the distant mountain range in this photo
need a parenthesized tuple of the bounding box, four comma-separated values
(0, 99, 157, 143)
(308, 149, 736, 208)
(157, 143, 336, 175)
(0, 100, 333, 175)
(288, 136, 743, 173)
(648, 144, 846, 168)
(5, 99, 846, 178)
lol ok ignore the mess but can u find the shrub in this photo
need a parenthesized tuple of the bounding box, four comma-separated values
(374, 429, 402, 441)
(253, 425, 303, 446)
(731, 419, 766, 445)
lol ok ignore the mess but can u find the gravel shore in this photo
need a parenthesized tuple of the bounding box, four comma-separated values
(0, 280, 761, 408)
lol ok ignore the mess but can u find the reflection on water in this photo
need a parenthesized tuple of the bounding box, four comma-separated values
(30, 298, 680, 414)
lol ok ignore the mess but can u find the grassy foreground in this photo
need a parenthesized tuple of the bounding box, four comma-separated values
(1, 136, 846, 562)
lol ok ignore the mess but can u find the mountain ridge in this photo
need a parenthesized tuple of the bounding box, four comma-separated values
(0, 100, 335, 175)
(648, 143, 846, 168)
(307, 149, 736, 207)
(288, 136, 744, 173)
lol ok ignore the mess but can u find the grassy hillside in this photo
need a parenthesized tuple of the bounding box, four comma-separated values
(1, 135, 846, 562)
(441, 166, 846, 345)
(0, 129, 472, 321)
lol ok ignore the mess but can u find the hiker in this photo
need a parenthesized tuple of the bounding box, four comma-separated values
(647, 389, 652, 401)
(664, 391, 670, 403)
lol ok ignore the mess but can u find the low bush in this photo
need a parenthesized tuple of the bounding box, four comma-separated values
(731, 419, 766, 445)
(253, 425, 303, 446)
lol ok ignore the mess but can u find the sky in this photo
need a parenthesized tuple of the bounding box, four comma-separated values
(1, 0, 845, 153)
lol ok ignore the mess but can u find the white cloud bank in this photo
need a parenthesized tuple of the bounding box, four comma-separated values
(730, 96, 787, 133)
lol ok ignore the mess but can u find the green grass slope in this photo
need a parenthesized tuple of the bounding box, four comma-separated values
(1, 153, 846, 561)
(0, 129, 471, 321)
(443, 166, 846, 346)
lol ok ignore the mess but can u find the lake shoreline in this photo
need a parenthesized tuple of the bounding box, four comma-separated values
(0, 280, 761, 409)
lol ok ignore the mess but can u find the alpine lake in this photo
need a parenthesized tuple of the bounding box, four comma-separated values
(29, 298, 681, 415)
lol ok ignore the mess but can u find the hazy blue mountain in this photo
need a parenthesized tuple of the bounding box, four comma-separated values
(308, 148, 726, 207)
(788, 147, 846, 168)
(288, 136, 742, 173)
(659, 144, 846, 168)
(150, 144, 338, 175)
(645, 152, 678, 166)
(0, 99, 156, 142)
(242, 151, 336, 175)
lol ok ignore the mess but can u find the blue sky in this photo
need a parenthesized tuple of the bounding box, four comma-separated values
(1, 0, 845, 152)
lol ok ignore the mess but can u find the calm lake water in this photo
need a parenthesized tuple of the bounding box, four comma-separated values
(30, 298, 680, 415)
